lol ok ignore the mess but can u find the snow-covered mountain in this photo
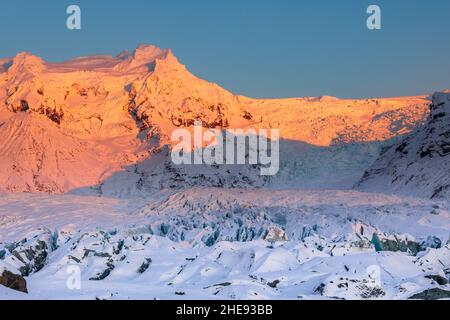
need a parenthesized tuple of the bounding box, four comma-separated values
(0, 45, 431, 194)
(357, 92, 450, 199)
(0, 45, 449, 300)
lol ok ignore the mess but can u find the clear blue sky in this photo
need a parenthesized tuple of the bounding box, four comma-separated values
(0, 0, 448, 98)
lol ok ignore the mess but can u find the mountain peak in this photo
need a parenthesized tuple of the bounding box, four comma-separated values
(153, 48, 186, 73)
(132, 44, 166, 61)
(8, 52, 45, 76)
(113, 44, 168, 72)
(113, 44, 184, 73)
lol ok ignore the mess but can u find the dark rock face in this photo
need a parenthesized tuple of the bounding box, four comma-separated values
(137, 258, 152, 274)
(0, 270, 28, 293)
(89, 261, 114, 281)
(408, 288, 450, 300)
(425, 275, 449, 286)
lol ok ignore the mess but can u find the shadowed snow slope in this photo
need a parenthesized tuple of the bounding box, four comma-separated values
(358, 93, 450, 199)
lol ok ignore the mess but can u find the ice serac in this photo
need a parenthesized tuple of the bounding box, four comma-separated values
(1, 189, 449, 300)
(357, 92, 450, 199)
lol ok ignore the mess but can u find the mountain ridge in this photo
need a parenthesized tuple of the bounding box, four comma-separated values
(0, 44, 435, 194)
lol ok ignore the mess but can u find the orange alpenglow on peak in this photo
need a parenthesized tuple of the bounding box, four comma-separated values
(0, 44, 435, 193)
(113, 44, 184, 72)
(7, 52, 46, 77)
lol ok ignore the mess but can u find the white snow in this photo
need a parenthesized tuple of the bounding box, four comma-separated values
(0, 46, 448, 300)
(0, 189, 449, 300)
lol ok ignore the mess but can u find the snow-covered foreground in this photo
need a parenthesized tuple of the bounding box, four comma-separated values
(0, 189, 449, 300)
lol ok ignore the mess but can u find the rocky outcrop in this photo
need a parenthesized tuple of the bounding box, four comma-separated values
(0, 269, 28, 293)
(315, 278, 386, 300)
(408, 288, 450, 300)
